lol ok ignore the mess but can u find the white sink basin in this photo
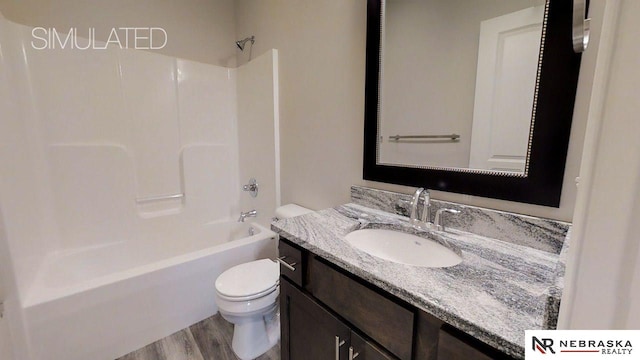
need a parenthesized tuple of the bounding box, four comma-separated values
(344, 229, 462, 268)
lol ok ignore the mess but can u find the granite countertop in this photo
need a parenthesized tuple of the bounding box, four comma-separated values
(271, 203, 564, 359)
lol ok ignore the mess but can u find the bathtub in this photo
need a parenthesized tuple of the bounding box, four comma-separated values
(19, 221, 278, 360)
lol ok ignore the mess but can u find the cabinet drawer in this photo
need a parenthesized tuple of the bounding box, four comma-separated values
(308, 257, 414, 360)
(278, 239, 304, 287)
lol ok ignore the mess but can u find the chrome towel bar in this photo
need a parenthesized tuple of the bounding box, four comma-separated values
(388, 134, 460, 141)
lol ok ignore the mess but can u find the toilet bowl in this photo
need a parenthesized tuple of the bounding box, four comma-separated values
(215, 258, 280, 360)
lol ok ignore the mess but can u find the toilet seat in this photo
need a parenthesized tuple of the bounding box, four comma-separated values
(217, 282, 279, 302)
(215, 259, 279, 301)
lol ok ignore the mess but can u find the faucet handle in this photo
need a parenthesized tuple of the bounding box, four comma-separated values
(420, 189, 431, 223)
(434, 208, 461, 232)
(242, 178, 259, 197)
(395, 198, 411, 217)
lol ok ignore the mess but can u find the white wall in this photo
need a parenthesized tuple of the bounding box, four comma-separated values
(0, 13, 35, 360)
(0, 14, 56, 304)
(0, 0, 238, 66)
(235, 0, 593, 222)
(0, 209, 16, 360)
(0, 315, 14, 360)
(560, 0, 640, 329)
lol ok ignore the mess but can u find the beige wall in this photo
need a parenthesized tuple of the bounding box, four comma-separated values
(236, 0, 596, 222)
(0, 0, 237, 66)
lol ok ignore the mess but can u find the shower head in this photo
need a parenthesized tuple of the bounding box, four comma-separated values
(235, 36, 255, 51)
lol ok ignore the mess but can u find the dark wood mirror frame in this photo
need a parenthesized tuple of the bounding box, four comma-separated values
(363, 0, 583, 207)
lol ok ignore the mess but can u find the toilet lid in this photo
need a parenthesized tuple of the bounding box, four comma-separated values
(215, 259, 280, 299)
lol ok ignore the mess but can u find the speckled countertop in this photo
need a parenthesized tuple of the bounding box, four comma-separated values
(271, 203, 566, 359)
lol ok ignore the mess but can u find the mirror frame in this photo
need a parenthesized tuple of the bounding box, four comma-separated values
(363, 0, 583, 207)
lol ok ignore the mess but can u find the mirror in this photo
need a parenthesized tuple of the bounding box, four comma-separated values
(363, 0, 583, 207)
(380, 0, 546, 173)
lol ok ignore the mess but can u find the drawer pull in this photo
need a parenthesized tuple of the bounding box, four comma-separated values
(277, 256, 297, 271)
(335, 336, 346, 360)
(349, 347, 360, 360)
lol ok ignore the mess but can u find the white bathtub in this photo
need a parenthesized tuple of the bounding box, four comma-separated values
(20, 221, 278, 360)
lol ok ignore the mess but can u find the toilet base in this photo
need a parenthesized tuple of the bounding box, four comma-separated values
(223, 304, 280, 360)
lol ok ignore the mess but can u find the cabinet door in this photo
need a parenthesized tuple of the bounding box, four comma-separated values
(308, 256, 414, 360)
(350, 331, 397, 360)
(281, 279, 350, 360)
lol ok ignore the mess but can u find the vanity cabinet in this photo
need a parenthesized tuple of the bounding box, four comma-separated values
(278, 238, 516, 360)
(308, 255, 414, 359)
(281, 279, 395, 360)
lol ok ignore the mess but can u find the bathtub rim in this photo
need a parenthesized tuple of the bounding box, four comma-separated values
(23, 222, 277, 308)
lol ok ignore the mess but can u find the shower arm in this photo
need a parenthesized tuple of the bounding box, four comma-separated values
(236, 36, 255, 51)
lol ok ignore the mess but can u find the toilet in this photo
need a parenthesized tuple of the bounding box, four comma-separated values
(215, 204, 312, 359)
(215, 259, 280, 360)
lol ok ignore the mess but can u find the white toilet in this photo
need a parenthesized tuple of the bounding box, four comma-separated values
(215, 204, 313, 359)
(215, 258, 280, 360)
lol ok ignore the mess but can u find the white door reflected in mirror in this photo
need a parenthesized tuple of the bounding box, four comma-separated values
(469, 5, 544, 173)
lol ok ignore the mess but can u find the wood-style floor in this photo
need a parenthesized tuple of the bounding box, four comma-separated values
(117, 314, 280, 360)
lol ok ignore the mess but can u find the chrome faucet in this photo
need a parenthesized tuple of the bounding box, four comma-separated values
(409, 188, 425, 227)
(238, 209, 257, 222)
(409, 188, 433, 230)
(409, 188, 459, 231)
(434, 208, 461, 232)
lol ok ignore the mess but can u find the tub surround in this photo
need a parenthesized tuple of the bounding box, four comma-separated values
(0, 16, 282, 360)
(271, 187, 570, 359)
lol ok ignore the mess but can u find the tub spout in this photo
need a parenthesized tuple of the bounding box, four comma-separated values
(238, 210, 257, 222)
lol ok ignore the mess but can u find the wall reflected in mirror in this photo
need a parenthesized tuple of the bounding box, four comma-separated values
(378, 0, 547, 174)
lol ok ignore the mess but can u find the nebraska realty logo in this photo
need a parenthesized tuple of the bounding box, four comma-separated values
(525, 331, 639, 358)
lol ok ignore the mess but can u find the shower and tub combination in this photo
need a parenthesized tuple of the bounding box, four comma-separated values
(0, 14, 281, 360)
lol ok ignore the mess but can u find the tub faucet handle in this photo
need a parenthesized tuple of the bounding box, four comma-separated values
(242, 178, 259, 197)
(238, 209, 257, 222)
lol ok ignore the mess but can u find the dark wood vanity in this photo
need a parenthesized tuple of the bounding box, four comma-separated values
(278, 238, 516, 360)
